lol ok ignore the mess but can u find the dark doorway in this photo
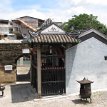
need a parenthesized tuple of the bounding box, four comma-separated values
(41, 45, 65, 95)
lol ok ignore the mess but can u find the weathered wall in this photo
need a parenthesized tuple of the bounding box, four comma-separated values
(0, 43, 29, 83)
(66, 37, 107, 94)
(0, 67, 16, 83)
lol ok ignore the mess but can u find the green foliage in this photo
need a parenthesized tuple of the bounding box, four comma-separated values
(63, 13, 107, 35)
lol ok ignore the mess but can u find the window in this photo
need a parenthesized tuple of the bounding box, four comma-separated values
(104, 56, 107, 60)
(14, 27, 19, 32)
(9, 28, 13, 33)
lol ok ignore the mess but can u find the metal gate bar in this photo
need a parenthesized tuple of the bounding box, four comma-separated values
(42, 67, 65, 96)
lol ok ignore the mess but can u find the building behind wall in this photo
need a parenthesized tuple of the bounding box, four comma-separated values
(18, 16, 44, 29)
(0, 19, 15, 40)
(12, 16, 44, 39)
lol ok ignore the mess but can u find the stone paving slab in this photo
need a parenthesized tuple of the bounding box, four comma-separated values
(0, 82, 107, 107)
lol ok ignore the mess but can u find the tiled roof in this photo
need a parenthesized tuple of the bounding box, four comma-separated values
(17, 19, 37, 32)
(13, 19, 37, 32)
(32, 34, 78, 44)
(77, 77, 93, 84)
(79, 28, 106, 39)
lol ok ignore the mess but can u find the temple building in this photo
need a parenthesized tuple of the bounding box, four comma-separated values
(29, 20, 78, 96)
(1, 17, 107, 97)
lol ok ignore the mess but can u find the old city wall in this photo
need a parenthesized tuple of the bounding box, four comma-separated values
(0, 43, 29, 83)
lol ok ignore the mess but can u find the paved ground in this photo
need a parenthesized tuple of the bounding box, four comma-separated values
(0, 82, 107, 107)
(17, 66, 30, 74)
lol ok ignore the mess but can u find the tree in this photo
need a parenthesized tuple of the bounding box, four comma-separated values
(63, 13, 107, 35)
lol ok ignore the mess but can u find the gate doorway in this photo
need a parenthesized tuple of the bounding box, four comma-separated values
(31, 45, 66, 96)
(41, 45, 65, 95)
(16, 55, 31, 81)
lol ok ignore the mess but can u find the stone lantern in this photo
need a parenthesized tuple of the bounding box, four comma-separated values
(77, 77, 93, 102)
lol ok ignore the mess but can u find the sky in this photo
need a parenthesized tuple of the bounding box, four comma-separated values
(1, 0, 107, 25)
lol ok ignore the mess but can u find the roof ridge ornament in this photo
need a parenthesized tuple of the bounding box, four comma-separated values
(40, 18, 53, 29)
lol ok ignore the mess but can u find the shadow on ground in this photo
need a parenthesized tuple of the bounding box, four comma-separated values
(11, 83, 37, 103)
(72, 99, 90, 105)
(0, 95, 4, 98)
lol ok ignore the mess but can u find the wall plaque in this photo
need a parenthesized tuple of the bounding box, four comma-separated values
(22, 49, 30, 54)
(4, 65, 12, 71)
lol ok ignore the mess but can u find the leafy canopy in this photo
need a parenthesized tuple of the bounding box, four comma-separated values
(63, 13, 107, 35)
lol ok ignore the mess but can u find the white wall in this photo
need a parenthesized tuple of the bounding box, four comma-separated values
(66, 37, 107, 94)
(0, 23, 12, 34)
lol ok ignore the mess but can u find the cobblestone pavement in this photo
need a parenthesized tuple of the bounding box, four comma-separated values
(0, 82, 107, 107)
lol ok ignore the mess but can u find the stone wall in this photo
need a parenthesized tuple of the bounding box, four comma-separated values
(0, 43, 29, 83)
(0, 67, 16, 83)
